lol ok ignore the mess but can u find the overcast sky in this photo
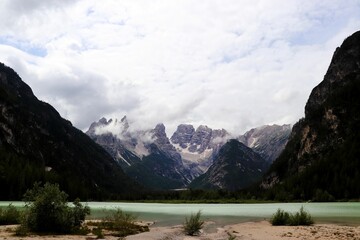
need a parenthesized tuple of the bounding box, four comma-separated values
(0, 0, 359, 135)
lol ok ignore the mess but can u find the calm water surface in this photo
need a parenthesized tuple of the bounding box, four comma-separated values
(2, 202, 359, 227)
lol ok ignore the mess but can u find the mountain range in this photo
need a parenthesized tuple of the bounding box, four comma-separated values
(87, 116, 290, 190)
(1, 29, 358, 201)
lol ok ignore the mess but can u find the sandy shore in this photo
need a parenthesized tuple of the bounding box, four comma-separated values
(0, 221, 359, 240)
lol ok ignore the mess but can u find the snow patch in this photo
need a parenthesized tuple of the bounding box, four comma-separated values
(249, 137, 259, 148)
(117, 152, 131, 166)
(173, 143, 213, 163)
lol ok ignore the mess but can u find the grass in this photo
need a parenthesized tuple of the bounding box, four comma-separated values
(0, 204, 21, 225)
(183, 211, 205, 236)
(270, 206, 314, 226)
(87, 208, 149, 237)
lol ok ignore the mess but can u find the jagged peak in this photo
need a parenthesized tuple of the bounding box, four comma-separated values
(121, 115, 127, 122)
(154, 123, 166, 132)
(196, 125, 211, 132)
(98, 117, 108, 124)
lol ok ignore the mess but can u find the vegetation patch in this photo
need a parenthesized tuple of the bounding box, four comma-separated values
(0, 204, 21, 225)
(17, 182, 90, 235)
(270, 206, 314, 226)
(183, 210, 205, 236)
(270, 209, 290, 226)
(87, 208, 149, 237)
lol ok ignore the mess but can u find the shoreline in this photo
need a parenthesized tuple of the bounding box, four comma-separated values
(0, 220, 359, 240)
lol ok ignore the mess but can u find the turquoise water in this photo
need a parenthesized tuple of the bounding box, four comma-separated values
(1, 202, 359, 227)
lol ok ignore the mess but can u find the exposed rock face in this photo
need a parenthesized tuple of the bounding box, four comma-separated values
(171, 124, 230, 176)
(238, 124, 291, 163)
(0, 63, 139, 200)
(86, 117, 142, 168)
(87, 120, 291, 191)
(87, 118, 191, 189)
(170, 124, 195, 148)
(151, 123, 182, 162)
(188, 125, 213, 153)
(190, 139, 269, 191)
(262, 31, 360, 200)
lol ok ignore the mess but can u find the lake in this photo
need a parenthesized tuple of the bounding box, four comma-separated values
(1, 202, 359, 227)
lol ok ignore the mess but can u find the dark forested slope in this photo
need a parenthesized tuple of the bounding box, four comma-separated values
(0, 63, 140, 200)
(262, 31, 360, 200)
(190, 139, 268, 191)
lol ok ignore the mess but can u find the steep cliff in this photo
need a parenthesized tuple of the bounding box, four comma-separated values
(262, 31, 360, 200)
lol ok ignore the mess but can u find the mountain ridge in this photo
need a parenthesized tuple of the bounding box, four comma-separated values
(190, 139, 269, 191)
(87, 117, 290, 190)
(261, 30, 360, 200)
(0, 62, 140, 200)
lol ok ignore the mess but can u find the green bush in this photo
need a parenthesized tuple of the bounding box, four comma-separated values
(0, 204, 21, 225)
(288, 206, 314, 226)
(270, 206, 314, 226)
(183, 211, 204, 236)
(270, 209, 290, 226)
(20, 182, 90, 234)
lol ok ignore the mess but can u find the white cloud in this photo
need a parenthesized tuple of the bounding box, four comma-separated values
(0, 0, 359, 134)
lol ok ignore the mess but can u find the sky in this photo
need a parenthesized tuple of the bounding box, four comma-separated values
(0, 0, 359, 136)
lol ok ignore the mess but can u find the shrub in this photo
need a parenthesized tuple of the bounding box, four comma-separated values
(183, 211, 204, 236)
(92, 227, 104, 239)
(91, 208, 148, 237)
(270, 209, 290, 226)
(288, 206, 314, 226)
(20, 182, 90, 234)
(71, 198, 91, 228)
(0, 204, 21, 225)
(270, 207, 314, 226)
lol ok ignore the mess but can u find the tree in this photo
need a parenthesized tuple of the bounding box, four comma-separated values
(21, 182, 90, 234)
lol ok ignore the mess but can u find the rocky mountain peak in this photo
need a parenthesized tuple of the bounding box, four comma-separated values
(120, 115, 129, 130)
(86, 116, 131, 139)
(188, 125, 212, 153)
(190, 139, 269, 191)
(151, 123, 168, 144)
(170, 124, 195, 148)
(305, 31, 360, 116)
(0, 63, 35, 101)
(98, 117, 108, 124)
(238, 124, 291, 163)
(153, 123, 166, 134)
(262, 30, 360, 200)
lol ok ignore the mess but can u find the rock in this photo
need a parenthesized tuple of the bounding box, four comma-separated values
(262, 30, 360, 200)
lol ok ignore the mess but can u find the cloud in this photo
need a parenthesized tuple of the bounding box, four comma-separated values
(0, 0, 359, 135)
